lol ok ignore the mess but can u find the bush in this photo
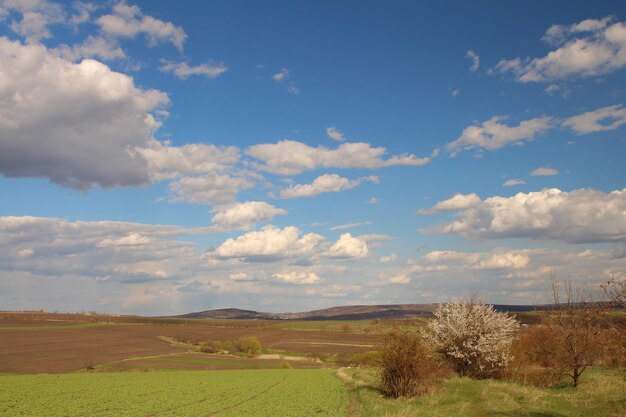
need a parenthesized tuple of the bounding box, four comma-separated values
(349, 352, 380, 367)
(505, 325, 563, 386)
(235, 337, 262, 356)
(200, 338, 261, 356)
(427, 298, 520, 378)
(280, 361, 292, 369)
(379, 330, 448, 398)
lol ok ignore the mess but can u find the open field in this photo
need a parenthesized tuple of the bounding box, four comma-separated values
(0, 313, 382, 373)
(99, 352, 324, 371)
(344, 367, 626, 417)
(0, 369, 348, 417)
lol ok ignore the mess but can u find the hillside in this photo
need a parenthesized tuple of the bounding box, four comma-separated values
(173, 303, 537, 321)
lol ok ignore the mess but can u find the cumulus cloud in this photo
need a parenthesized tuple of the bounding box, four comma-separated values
(247, 140, 430, 176)
(212, 225, 324, 260)
(272, 271, 321, 285)
(136, 139, 240, 181)
(0, 215, 211, 281)
(492, 16, 626, 82)
(160, 60, 227, 79)
(96, 2, 186, 50)
(563, 104, 626, 134)
(530, 167, 558, 176)
(418, 193, 481, 214)
(211, 201, 287, 230)
(168, 173, 254, 205)
(421, 250, 530, 270)
(326, 233, 369, 259)
(0, 38, 168, 189)
(421, 187, 626, 244)
(447, 116, 554, 154)
(503, 179, 526, 187)
(326, 126, 345, 141)
(466, 50, 480, 72)
(280, 174, 378, 199)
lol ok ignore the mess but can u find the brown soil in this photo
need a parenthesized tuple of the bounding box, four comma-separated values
(0, 315, 381, 374)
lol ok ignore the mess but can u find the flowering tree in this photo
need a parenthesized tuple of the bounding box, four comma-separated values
(427, 298, 519, 378)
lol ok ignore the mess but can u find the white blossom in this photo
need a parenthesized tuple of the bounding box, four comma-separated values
(426, 298, 519, 377)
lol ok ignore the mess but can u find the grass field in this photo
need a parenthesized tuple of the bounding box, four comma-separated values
(344, 367, 626, 417)
(0, 369, 348, 417)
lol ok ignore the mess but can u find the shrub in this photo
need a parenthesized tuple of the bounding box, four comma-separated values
(505, 325, 563, 386)
(280, 361, 292, 369)
(379, 330, 448, 398)
(426, 298, 520, 378)
(235, 337, 262, 356)
(349, 352, 380, 367)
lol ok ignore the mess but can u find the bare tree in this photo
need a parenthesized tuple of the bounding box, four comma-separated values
(601, 275, 626, 308)
(542, 279, 605, 387)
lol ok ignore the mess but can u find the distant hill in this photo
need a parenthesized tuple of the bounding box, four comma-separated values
(173, 303, 537, 321)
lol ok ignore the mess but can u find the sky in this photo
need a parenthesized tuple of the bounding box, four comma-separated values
(0, 0, 625, 315)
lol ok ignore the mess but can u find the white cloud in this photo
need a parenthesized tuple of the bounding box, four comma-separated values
(421, 187, 626, 244)
(273, 271, 321, 285)
(418, 193, 481, 214)
(212, 225, 324, 260)
(329, 221, 372, 231)
(0, 38, 168, 189)
(53, 35, 126, 61)
(447, 116, 554, 154)
(1, 0, 65, 42)
(0, 215, 211, 281)
(380, 253, 398, 263)
(327, 233, 369, 259)
(530, 167, 559, 176)
(421, 250, 530, 270)
(503, 179, 526, 187)
(136, 139, 240, 181)
(272, 67, 299, 94)
(68, 1, 98, 27)
(168, 173, 254, 206)
(212, 201, 287, 230)
(493, 16, 626, 82)
(326, 126, 345, 141)
(279, 174, 378, 199)
(96, 2, 186, 50)
(160, 60, 227, 79)
(247, 140, 430, 176)
(272, 68, 289, 81)
(389, 274, 411, 284)
(563, 104, 626, 134)
(466, 50, 480, 72)
(367, 197, 381, 204)
(98, 233, 153, 247)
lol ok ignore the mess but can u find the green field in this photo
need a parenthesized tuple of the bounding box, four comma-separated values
(0, 369, 348, 417)
(345, 367, 626, 417)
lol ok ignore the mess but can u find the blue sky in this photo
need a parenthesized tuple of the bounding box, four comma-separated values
(0, 0, 625, 315)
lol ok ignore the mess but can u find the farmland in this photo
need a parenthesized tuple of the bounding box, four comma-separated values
(0, 369, 347, 417)
(0, 312, 382, 373)
(1, 311, 624, 417)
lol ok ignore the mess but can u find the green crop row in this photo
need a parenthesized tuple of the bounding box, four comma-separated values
(0, 369, 347, 417)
